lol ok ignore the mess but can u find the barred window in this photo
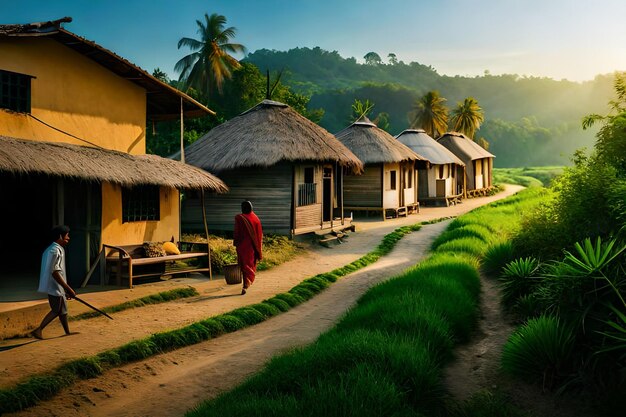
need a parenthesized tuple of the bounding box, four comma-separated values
(122, 186, 160, 222)
(298, 166, 317, 206)
(0, 69, 32, 113)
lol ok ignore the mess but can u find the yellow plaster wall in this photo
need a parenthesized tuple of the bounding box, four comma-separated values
(101, 183, 180, 246)
(0, 38, 146, 154)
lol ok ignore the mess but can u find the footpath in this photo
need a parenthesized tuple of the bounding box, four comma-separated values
(1, 186, 523, 417)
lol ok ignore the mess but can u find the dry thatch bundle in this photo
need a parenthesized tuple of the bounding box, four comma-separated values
(437, 132, 495, 161)
(182, 100, 364, 173)
(396, 129, 465, 166)
(0, 136, 228, 191)
(334, 118, 426, 164)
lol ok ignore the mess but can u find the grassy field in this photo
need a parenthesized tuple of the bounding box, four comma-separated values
(187, 188, 548, 417)
(494, 166, 563, 187)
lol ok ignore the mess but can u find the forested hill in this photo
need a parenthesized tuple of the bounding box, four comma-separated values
(245, 47, 616, 167)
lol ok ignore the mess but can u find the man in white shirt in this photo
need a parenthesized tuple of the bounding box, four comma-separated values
(30, 225, 77, 339)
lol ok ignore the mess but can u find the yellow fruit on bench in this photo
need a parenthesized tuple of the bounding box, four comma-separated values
(162, 241, 181, 255)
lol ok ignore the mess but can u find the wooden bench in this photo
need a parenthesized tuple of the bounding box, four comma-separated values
(104, 242, 210, 288)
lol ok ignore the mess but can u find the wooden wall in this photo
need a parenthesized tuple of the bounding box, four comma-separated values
(295, 204, 322, 229)
(343, 164, 382, 207)
(182, 163, 293, 235)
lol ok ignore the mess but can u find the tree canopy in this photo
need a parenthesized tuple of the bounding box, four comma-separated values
(449, 97, 484, 139)
(175, 13, 246, 100)
(410, 91, 449, 138)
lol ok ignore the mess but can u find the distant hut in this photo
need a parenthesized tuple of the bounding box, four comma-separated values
(437, 132, 495, 197)
(335, 118, 426, 219)
(396, 129, 465, 206)
(182, 100, 363, 236)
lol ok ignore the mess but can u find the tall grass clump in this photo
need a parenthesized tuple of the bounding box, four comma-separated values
(498, 257, 541, 309)
(501, 315, 575, 390)
(481, 240, 515, 276)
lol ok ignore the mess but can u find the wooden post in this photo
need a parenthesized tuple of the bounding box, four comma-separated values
(201, 189, 212, 279)
(180, 97, 185, 163)
(80, 247, 104, 288)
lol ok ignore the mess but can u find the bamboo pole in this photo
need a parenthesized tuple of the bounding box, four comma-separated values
(201, 189, 212, 279)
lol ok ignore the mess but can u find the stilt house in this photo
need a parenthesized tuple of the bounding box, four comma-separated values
(181, 100, 363, 236)
(395, 129, 465, 206)
(334, 118, 426, 219)
(437, 132, 495, 197)
(0, 17, 226, 293)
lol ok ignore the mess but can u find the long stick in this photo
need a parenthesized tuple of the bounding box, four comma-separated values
(74, 296, 113, 320)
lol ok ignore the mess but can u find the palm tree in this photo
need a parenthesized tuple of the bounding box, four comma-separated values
(409, 91, 448, 138)
(175, 13, 246, 99)
(449, 97, 484, 139)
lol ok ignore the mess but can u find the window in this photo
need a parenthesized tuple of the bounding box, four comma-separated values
(388, 170, 397, 190)
(122, 186, 160, 222)
(298, 166, 317, 206)
(405, 168, 412, 188)
(0, 69, 32, 113)
(438, 165, 444, 179)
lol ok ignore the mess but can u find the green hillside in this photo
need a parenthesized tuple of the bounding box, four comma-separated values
(245, 47, 614, 167)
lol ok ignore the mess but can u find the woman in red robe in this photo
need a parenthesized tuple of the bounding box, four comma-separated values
(233, 201, 263, 295)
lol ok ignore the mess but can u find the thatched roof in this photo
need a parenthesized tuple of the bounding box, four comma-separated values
(395, 129, 465, 166)
(182, 100, 364, 173)
(437, 132, 495, 161)
(334, 118, 426, 164)
(0, 136, 228, 191)
(0, 17, 214, 121)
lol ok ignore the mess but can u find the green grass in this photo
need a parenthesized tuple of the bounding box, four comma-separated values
(501, 315, 575, 389)
(70, 287, 199, 321)
(494, 166, 564, 187)
(0, 221, 431, 414)
(188, 193, 554, 416)
(182, 233, 303, 273)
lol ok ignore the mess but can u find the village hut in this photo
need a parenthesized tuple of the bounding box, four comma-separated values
(181, 100, 364, 236)
(0, 17, 226, 292)
(437, 132, 495, 197)
(395, 129, 466, 206)
(334, 118, 426, 219)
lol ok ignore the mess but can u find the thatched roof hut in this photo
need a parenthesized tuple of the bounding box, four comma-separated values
(332, 118, 424, 217)
(438, 132, 495, 194)
(396, 129, 465, 204)
(0, 136, 227, 191)
(182, 100, 363, 235)
(395, 129, 464, 166)
(183, 100, 363, 173)
(334, 118, 426, 164)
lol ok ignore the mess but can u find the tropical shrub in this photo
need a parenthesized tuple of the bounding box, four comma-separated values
(501, 315, 575, 390)
(498, 257, 541, 308)
(482, 240, 515, 276)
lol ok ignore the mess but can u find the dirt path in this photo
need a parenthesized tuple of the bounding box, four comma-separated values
(9, 221, 451, 417)
(443, 273, 601, 417)
(1, 186, 524, 416)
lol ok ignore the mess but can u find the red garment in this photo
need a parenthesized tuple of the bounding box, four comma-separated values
(233, 212, 263, 288)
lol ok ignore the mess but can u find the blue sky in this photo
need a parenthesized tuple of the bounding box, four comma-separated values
(3, 0, 626, 82)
